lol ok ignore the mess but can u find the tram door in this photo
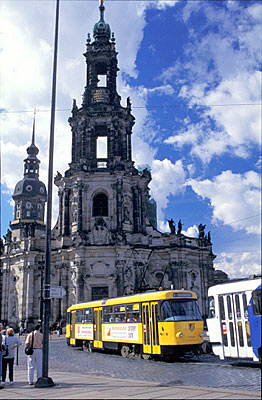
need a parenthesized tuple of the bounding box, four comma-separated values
(93, 307, 103, 348)
(70, 310, 76, 345)
(219, 293, 252, 359)
(142, 302, 160, 354)
(232, 293, 253, 358)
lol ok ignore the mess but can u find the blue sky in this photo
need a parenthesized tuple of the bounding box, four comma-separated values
(1, 0, 261, 278)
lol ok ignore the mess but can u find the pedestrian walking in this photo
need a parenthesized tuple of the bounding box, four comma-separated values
(0, 323, 4, 389)
(25, 324, 43, 385)
(2, 328, 21, 385)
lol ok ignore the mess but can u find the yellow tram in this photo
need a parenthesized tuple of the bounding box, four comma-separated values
(66, 289, 204, 358)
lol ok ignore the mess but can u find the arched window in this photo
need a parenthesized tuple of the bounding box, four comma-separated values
(93, 193, 108, 217)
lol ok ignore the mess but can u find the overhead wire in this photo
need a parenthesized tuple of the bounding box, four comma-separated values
(1, 102, 261, 115)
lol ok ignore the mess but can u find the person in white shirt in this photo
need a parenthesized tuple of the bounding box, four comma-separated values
(25, 325, 43, 385)
(2, 328, 21, 385)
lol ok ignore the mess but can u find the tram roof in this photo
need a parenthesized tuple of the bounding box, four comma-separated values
(67, 289, 198, 311)
(208, 276, 261, 296)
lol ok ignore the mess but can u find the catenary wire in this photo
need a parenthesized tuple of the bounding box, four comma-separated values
(1, 103, 261, 114)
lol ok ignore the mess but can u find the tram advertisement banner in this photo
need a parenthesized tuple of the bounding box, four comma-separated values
(104, 324, 139, 341)
(76, 324, 93, 339)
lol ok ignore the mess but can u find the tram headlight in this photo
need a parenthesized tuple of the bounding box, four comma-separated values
(176, 331, 183, 338)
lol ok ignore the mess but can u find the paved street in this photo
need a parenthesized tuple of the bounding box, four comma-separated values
(2, 336, 260, 399)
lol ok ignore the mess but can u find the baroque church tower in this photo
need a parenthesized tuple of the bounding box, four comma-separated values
(11, 116, 47, 239)
(56, 2, 152, 244)
(1, 117, 47, 328)
(1, 4, 218, 329)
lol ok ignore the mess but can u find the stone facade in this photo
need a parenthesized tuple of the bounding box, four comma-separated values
(0, 4, 218, 329)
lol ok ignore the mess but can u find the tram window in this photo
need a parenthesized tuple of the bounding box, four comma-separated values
(229, 322, 235, 346)
(237, 321, 244, 347)
(161, 301, 172, 321)
(84, 309, 93, 323)
(127, 311, 140, 322)
(226, 296, 233, 320)
(218, 296, 225, 320)
(252, 289, 262, 315)
(76, 309, 83, 323)
(160, 300, 202, 321)
(75, 308, 93, 323)
(221, 323, 228, 346)
(103, 304, 126, 323)
(245, 321, 252, 347)
(235, 295, 241, 319)
(67, 312, 71, 324)
(242, 294, 248, 319)
(208, 296, 215, 318)
(114, 313, 126, 322)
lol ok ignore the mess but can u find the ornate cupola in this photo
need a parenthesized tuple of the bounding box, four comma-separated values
(93, 1, 111, 42)
(11, 114, 47, 238)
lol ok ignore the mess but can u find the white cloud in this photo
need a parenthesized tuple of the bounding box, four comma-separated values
(144, 85, 175, 96)
(150, 159, 187, 224)
(1, 1, 171, 226)
(188, 170, 261, 235)
(160, 2, 261, 164)
(182, 225, 198, 238)
(214, 251, 261, 279)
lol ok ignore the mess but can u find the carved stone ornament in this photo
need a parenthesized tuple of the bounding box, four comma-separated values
(91, 218, 111, 245)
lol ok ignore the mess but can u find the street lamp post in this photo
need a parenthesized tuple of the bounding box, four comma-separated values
(35, 0, 60, 388)
(38, 259, 45, 328)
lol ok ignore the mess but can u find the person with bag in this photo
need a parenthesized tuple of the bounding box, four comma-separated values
(25, 325, 43, 385)
(1, 328, 21, 385)
(0, 323, 5, 389)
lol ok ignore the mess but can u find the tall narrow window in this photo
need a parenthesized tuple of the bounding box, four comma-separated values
(93, 193, 108, 217)
(96, 136, 107, 159)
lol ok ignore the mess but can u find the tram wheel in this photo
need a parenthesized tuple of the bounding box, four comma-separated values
(121, 345, 131, 358)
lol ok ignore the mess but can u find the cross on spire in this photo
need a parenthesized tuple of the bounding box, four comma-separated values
(31, 108, 36, 145)
(99, 0, 105, 21)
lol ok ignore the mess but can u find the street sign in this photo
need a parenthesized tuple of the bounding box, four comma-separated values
(49, 285, 66, 299)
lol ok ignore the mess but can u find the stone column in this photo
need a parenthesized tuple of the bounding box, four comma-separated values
(116, 179, 123, 231)
(77, 184, 83, 232)
(127, 131, 132, 160)
(62, 189, 70, 236)
(25, 261, 34, 328)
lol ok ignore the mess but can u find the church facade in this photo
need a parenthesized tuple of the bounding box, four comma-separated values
(0, 4, 218, 329)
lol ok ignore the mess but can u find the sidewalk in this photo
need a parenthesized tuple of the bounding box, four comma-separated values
(1, 369, 260, 399)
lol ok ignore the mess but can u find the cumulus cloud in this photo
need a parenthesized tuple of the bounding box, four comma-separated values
(1, 1, 170, 225)
(182, 225, 198, 238)
(150, 159, 187, 224)
(160, 2, 261, 164)
(187, 170, 261, 235)
(214, 251, 261, 279)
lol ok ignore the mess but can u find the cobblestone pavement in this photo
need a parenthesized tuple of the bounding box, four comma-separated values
(15, 337, 261, 394)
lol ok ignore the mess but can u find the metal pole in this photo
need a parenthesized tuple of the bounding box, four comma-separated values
(35, 0, 59, 388)
(40, 262, 44, 328)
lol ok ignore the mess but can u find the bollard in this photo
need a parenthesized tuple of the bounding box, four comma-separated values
(16, 344, 19, 365)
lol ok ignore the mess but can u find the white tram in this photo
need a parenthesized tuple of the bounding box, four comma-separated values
(206, 277, 261, 361)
